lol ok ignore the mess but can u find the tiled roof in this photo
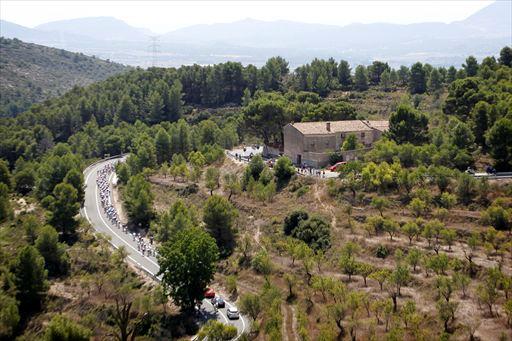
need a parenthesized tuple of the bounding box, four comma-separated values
(289, 120, 389, 135)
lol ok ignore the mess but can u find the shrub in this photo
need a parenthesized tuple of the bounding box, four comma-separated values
(295, 186, 309, 198)
(283, 210, 309, 235)
(375, 245, 390, 259)
(481, 201, 511, 231)
(292, 215, 331, 251)
(44, 314, 91, 341)
(273, 156, 295, 185)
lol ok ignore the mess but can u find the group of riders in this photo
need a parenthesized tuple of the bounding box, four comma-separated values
(96, 162, 156, 258)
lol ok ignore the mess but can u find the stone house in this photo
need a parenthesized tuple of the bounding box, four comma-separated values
(283, 120, 389, 167)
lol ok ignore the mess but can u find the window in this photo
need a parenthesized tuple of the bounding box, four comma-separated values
(361, 132, 365, 138)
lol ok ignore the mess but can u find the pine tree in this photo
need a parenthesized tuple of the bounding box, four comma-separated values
(354, 65, 369, 91)
(155, 128, 171, 164)
(409, 62, 426, 94)
(167, 80, 183, 122)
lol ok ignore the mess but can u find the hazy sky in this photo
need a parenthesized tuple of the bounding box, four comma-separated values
(1, 0, 493, 34)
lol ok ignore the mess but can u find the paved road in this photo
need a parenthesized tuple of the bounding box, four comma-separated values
(81, 156, 247, 339)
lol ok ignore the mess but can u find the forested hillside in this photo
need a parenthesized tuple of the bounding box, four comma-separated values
(0, 37, 127, 117)
(0, 46, 511, 340)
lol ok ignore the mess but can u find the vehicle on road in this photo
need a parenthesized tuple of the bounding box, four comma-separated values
(212, 297, 225, 308)
(204, 288, 215, 299)
(227, 307, 240, 319)
(486, 165, 497, 175)
(329, 161, 346, 172)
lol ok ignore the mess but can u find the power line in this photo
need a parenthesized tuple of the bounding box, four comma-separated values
(148, 36, 160, 68)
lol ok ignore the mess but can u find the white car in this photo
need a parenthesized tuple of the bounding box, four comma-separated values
(227, 307, 239, 319)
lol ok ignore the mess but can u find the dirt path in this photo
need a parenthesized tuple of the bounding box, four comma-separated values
(313, 183, 337, 228)
(290, 305, 300, 341)
(281, 304, 290, 341)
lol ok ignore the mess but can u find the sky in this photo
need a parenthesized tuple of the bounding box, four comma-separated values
(1, 0, 494, 34)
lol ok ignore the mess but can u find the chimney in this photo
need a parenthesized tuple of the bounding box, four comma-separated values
(326, 122, 331, 132)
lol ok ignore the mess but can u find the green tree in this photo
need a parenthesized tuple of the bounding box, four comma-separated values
(205, 167, 221, 195)
(116, 163, 130, 185)
(368, 61, 390, 85)
(357, 263, 375, 287)
(292, 215, 331, 251)
(486, 118, 512, 170)
(390, 265, 410, 296)
(283, 210, 309, 236)
(273, 156, 295, 186)
(117, 94, 136, 123)
(499, 46, 512, 67)
(338, 60, 352, 88)
(0, 159, 12, 189)
(481, 202, 511, 232)
(167, 80, 184, 122)
(243, 92, 289, 145)
(446, 66, 457, 83)
(456, 173, 477, 205)
(354, 65, 369, 91)
(203, 195, 237, 256)
(383, 218, 399, 241)
(222, 173, 241, 201)
(197, 320, 237, 341)
(397, 65, 410, 86)
(451, 120, 475, 150)
(0, 293, 19, 339)
(45, 183, 80, 238)
(155, 128, 172, 164)
(35, 225, 69, 276)
(401, 221, 419, 245)
(0, 183, 12, 223)
(123, 174, 154, 228)
(443, 78, 482, 119)
(149, 90, 165, 124)
(428, 68, 443, 93)
(154, 199, 195, 242)
(406, 248, 422, 272)
(44, 314, 91, 341)
(463, 56, 479, 77)
(370, 196, 390, 217)
(63, 168, 84, 204)
(341, 133, 362, 151)
(158, 227, 219, 312)
(380, 70, 392, 91)
(436, 299, 458, 333)
(369, 269, 391, 291)
(409, 62, 427, 94)
(14, 167, 36, 195)
(388, 104, 429, 145)
(239, 293, 262, 321)
(12, 245, 48, 311)
(251, 249, 273, 281)
(471, 101, 491, 147)
(408, 197, 427, 217)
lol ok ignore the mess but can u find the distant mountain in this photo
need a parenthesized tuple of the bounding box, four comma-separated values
(455, 0, 512, 35)
(35, 16, 154, 42)
(0, 37, 128, 117)
(161, 1, 511, 49)
(0, 1, 510, 68)
(0, 19, 95, 44)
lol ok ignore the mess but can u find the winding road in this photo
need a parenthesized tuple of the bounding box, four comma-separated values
(81, 156, 247, 339)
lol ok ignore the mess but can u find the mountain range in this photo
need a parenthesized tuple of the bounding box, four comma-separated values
(0, 1, 510, 68)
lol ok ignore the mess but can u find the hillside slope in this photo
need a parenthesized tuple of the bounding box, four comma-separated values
(0, 37, 128, 117)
